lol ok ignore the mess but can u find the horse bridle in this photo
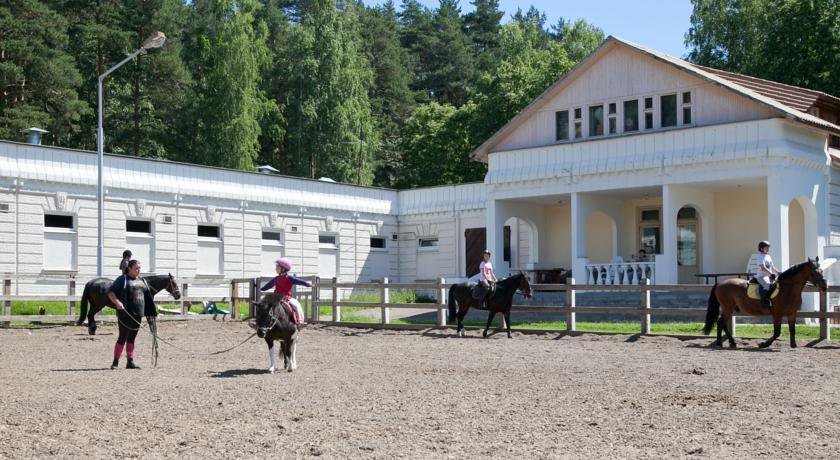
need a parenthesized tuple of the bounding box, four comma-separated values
(147, 274, 180, 298)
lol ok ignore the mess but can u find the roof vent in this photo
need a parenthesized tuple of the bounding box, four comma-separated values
(318, 177, 336, 183)
(257, 165, 279, 175)
(22, 127, 48, 145)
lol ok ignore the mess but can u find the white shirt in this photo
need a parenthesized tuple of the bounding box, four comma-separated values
(755, 253, 773, 277)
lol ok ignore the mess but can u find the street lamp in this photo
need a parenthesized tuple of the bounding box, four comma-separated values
(97, 31, 166, 276)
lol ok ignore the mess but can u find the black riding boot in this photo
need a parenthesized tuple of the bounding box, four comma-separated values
(111, 358, 119, 370)
(758, 286, 772, 309)
(126, 359, 140, 369)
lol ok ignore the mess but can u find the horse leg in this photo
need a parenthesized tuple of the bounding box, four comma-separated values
(719, 314, 736, 349)
(788, 315, 797, 348)
(504, 311, 512, 339)
(266, 338, 276, 374)
(483, 311, 496, 338)
(714, 317, 724, 347)
(759, 314, 782, 349)
(287, 339, 297, 372)
(457, 305, 468, 337)
(281, 341, 288, 369)
(87, 303, 99, 336)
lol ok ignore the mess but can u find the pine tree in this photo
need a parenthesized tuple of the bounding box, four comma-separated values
(425, 0, 475, 106)
(0, 0, 88, 144)
(463, 0, 503, 73)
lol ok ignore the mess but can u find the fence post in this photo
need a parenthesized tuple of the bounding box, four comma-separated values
(249, 278, 259, 318)
(181, 283, 189, 315)
(2, 278, 10, 327)
(381, 277, 390, 325)
(565, 278, 576, 332)
(437, 277, 447, 327)
(67, 279, 76, 317)
(312, 277, 320, 324)
(640, 278, 651, 334)
(331, 277, 339, 323)
(728, 315, 736, 339)
(819, 290, 829, 341)
(230, 280, 237, 320)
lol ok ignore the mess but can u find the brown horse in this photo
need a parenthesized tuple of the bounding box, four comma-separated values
(703, 258, 827, 349)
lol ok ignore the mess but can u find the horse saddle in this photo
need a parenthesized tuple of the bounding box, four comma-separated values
(471, 282, 495, 301)
(746, 278, 779, 300)
(278, 297, 299, 324)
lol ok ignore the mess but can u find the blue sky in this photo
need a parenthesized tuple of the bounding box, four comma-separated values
(364, 0, 694, 58)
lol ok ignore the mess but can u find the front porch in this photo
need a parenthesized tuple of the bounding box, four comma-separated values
(485, 174, 826, 286)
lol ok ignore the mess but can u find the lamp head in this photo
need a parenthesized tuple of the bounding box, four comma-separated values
(141, 31, 166, 50)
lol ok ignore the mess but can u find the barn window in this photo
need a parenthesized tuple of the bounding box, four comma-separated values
(126, 219, 154, 271)
(660, 94, 677, 127)
(555, 110, 569, 141)
(608, 103, 617, 134)
(370, 236, 386, 250)
(588, 105, 604, 137)
(197, 225, 223, 275)
(624, 100, 639, 132)
(43, 213, 77, 271)
(261, 230, 285, 276)
(644, 97, 654, 130)
(573, 108, 582, 139)
(418, 237, 439, 250)
(318, 234, 337, 246)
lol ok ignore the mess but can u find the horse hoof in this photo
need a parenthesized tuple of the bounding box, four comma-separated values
(507, 334, 512, 339)
(268, 367, 275, 374)
(87, 326, 96, 336)
(758, 341, 770, 349)
(287, 366, 294, 373)
(457, 330, 465, 337)
(728, 343, 737, 349)
(711, 341, 722, 348)
(790, 342, 798, 348)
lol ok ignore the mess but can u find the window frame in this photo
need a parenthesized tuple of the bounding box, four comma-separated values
(681, 91, 693, 125)
(555, 110, 569, 142)
(417, 236, 439, 252)
(44, 213, 75, 232)
(370, 236, 387, 252)
(318, 233, 338, 249)
(126, 218, 153, 235)
(573, 107, 583, 139)
(588, 104, 604, 137)
(660, 93, 678, 128)
(261, 229, 285, 247)
(623, 99, 639, 132)
(197, 224, 222, 240)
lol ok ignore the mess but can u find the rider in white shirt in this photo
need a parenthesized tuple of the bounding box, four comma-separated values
(755, 240, 780, 308)
(478, 250, 498, 309)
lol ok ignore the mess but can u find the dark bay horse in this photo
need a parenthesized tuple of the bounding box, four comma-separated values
(448, 273, 532, 338)
(75, 274, 181, 335)
(254, 293, 299, 373)
(703, 258, 827, 349)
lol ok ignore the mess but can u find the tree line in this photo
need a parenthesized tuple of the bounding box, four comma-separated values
(1, 0, 837, 188)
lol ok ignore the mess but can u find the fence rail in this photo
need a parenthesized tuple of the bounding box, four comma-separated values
(2, 275, 836, 341)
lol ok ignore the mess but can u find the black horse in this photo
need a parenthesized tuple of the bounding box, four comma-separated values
(254, 293, 299, 373)
(75, 274, 181, 335)
(448, 273, 533, 338)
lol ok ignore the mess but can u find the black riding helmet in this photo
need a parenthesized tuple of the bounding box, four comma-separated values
(482, 249, 491, 256)
(758, 241, 770, 251)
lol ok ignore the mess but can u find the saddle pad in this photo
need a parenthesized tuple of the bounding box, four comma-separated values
(746, 284, 779, 300)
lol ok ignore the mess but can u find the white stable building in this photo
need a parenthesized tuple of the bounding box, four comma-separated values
(2, 36, 840, 296)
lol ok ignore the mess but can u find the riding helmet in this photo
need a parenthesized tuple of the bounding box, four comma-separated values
(483, 249, 491, 256)
(275, 257, 292, 271)
(758, 241, 770, 251)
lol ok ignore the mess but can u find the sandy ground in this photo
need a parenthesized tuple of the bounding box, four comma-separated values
(0, 321, 838, 459)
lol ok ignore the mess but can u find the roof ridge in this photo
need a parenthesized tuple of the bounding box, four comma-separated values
(696, 65, 837, 100)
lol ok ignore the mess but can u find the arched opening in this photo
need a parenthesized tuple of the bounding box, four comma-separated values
(504, 216, 539, 269)
(788, 198, 806, 265)
(677, 205, 701, 284)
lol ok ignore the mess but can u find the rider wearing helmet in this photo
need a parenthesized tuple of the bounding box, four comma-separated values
(478, 249, 498, 309)
(755, 241, 780, 308)
(260, 258, 312, 324)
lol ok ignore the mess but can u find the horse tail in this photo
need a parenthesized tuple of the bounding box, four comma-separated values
(703, 284, 720, 335)
(448, 285, 457, 324)
(76, 282, 90, 326)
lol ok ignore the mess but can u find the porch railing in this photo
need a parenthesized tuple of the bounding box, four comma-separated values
(585, 262, 655, 285)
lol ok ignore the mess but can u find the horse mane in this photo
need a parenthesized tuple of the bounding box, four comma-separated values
(260, 293, 292, 319)
(777, 261, 811, 281)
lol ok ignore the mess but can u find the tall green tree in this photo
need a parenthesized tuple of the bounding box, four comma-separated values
(0, 0, 88, 144)
(183, 0, 272, 170)
(552, 18, 605, 63)
(283, 0, 378, 184)
(254, 0, 290, 169)
(464, 0, 503, 73)
(425, 0, 475, 106)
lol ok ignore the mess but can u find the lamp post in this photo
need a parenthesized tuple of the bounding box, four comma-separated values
(97, 32, 166, 276)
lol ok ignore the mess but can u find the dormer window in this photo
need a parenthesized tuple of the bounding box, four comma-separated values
(555, 110, 569, 141)
(588, 105, 604, 137)
(660, 94, 677, 128)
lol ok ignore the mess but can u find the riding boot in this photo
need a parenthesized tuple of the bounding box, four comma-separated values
(758, 286, 772, 309)
(111, 359, 119, 370)
(126, 359, 141, 369)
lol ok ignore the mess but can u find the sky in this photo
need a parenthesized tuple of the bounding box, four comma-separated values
(364, 0, 695, 59)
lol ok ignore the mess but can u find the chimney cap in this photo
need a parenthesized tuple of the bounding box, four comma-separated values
(257, 164, 280, 174)
(21, 127, 49, 134)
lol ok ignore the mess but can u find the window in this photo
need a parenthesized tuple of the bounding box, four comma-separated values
(126, 219, 151, 234)
(638, 208, 661, 255)
(319, 234, 337, 246)
(262, 230, 284, 244)
(198, 225, 220, 239)
(640, 209, 660, 222)
(197, 225, 223, 275)
(555, 110, 569, 141)
(660, 94, 677, 127)
(677, 207, 696, 220)
(623, 100, 639, 132)
(503, 225, 511, 262)
(573, 108, 582, 139)
(261, 230, 284, 276)
(682, 91, 692, 125)
(608, 103, 617, 134)
(644, 97, 654, 130)
(831, 135, 840, 149)
(43, 213, 77, 271)
(588, 105, 604, 137)
(418, 237, 439, 249)
(45, 214, 73, 229)
(370, 237, 386, 249)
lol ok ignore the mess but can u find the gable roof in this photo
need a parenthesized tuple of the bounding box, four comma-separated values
(470, 36, 840, 162)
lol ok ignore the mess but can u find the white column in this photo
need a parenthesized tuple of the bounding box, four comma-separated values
(659, 184, 678, 284)
(570, 192, 588, 282)
(767, 175, 790, 270)
(486, 199, 509, 278)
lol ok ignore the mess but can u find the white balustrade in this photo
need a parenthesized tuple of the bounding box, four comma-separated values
(584, 262, 655, 285)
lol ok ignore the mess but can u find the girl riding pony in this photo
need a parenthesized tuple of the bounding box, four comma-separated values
(260, 258, 311, 325)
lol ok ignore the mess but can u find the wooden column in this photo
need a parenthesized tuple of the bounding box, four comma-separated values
(380, 277, 390, 325)
(437, 277, 446, 327)
(331, 277, 339, 323)
(565, 278, 576, 332)
(819, 290, 830, 341)
(181, 283, 189, 315)
(2, 279, 10, 327)
(67, 279, 76, 317)
(640, 278, 651, 334)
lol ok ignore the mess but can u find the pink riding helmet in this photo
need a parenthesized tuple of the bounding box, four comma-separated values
(275, 257, 292, 271)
